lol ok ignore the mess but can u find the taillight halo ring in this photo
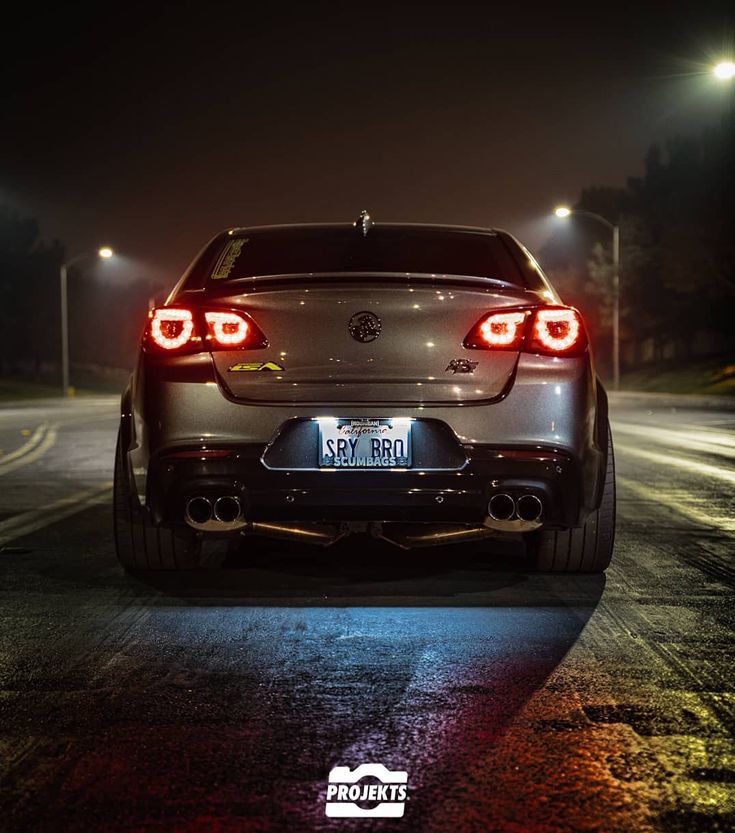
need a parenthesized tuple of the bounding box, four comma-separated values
(205, 311, 250, 346)
(479, 311, 527, 348)
(532, 308, 581, 353)
(463, 308, 530, 350)
(144, 305, 268, 354)
(464, 305, 586, 356)
(150, 308, 195, 350)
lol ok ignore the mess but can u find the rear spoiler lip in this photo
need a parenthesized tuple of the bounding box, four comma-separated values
(198, 271, 529, 293)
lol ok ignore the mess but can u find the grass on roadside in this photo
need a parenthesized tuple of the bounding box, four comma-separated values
(0, 379, 122, 401)
(620, 354, 735, 396)
(0, 380, 66, 401)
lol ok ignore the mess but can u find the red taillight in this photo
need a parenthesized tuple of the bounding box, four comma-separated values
(205, 311, 250, 346)
(145, 307, 267, 353)
(464, 305, 587, 356)
(528, 308, 583, 354)
(479, 311, 527, 348)
(464, 310, 528, 350)
(150, 308, 195, 350)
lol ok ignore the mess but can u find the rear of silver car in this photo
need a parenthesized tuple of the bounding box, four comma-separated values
(114, 222, 615, 573)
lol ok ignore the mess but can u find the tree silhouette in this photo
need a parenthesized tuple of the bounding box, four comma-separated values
(0, 206, 163, 385)
(540, 116, 735, 372)
(0, 207, 64, 376)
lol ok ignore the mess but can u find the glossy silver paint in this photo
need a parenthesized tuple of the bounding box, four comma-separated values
(129, 355, 597, 486)
(121, 222, 607, 543)
(204, 280, 531, 404)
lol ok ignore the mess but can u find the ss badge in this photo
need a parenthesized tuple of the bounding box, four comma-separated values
(445, 359, 478, 374)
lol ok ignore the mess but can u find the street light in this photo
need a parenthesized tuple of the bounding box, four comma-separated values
(60, 247, 114, 397)
(713, 61, 735, 81)
(553, 207, 621, 390)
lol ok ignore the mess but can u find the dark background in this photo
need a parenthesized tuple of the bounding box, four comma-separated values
(1, 0, 733, 379)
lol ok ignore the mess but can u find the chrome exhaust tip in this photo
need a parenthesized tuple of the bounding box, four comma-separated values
(516, 494, 543, 522)
(488, 493, 515, 521)
(186, 496, 212, 525)
(213, 495, 242, 523)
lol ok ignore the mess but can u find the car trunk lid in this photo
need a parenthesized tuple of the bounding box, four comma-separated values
(201, 276, 537, 404)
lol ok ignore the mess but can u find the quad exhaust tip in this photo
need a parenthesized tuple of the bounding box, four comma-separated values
(487, 492, 544, 523)
(516, 493, 543, 522)
(185, 496, 212, 525)
(213, 495, 242, 523)
(185, 495, 244, 528)
(488, 493, 515, 521)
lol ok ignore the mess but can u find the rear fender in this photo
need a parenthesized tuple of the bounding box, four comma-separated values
(592, 377, 609, 509)
(119, 376, 149, 513)
(119, 380, 134, 454)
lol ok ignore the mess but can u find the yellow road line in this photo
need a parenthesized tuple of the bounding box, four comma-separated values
(0, 423, 48, 465)
(0, 425, 58, 476)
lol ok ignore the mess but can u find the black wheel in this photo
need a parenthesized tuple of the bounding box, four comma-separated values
(528, 422, 616, 574)
(113, 430, 201, 570)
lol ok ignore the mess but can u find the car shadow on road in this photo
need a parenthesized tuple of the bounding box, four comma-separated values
(131, 532, 606, 609)
(3, 507, 609, 833)
(119, 538, 607, 832)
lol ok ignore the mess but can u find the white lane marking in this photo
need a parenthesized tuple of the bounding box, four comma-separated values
(0, 483, 113, 546)
(615, 421, 735, 446)
(613, 422, 735, 458)
(617, 475, 735, 533)
(0, 425, 58, 476)
(0, 423, 48, 465)
(670, 421, 735, 437)
(615, 442, 735, 486)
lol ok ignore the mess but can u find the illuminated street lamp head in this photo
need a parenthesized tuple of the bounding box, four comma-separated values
(713, 61, 735, 81)
(554, 206, 572, 219)
(98, 246, 114, 259)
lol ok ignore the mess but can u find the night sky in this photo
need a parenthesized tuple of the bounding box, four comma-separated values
(2, 1, 733, 280)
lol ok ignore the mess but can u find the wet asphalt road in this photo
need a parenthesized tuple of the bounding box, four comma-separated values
(0, 393, 733, 833)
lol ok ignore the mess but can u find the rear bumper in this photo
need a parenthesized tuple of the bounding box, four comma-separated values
(146, 443, 583, 529)
(123, 350, 607, 532)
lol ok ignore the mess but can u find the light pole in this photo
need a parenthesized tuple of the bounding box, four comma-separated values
(60, 247, 114, 396)
(553, 206, 621, 390)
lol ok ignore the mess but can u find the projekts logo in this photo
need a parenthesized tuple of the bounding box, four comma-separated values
(325, 763, 409, 818)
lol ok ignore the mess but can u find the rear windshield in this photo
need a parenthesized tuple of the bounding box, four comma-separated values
(206, 228, 528, 285)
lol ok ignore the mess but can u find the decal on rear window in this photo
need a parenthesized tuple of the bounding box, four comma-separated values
(211, 238, 246, 279)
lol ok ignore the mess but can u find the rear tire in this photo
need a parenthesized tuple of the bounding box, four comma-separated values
(113, 430, 201, 570)
(528, 422, 615, 574)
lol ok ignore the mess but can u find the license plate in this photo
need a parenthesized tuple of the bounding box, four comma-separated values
(318, 418, 412, 469)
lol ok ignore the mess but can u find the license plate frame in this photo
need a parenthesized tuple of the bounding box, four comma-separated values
(317, 418, 412, 469)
